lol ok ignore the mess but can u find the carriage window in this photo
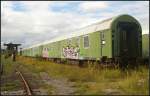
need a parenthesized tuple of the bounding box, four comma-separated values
(83, 35, 89, 48)
(101, 32, 105, 40)
(68, 39, 72, 44)
(44, 48, 47, 51)
(77, 37, 80, 46)
(112, 33, 114, 39)
(100, 32, 106, 45)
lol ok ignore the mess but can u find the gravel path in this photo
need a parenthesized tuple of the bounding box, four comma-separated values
(40, 72, 76, 95)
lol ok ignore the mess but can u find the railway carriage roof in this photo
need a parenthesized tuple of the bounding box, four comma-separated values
(23, 16, 115, 50)
(23, 14, 134, 50)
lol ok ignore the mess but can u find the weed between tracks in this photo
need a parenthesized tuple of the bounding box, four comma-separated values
(16, 56, 149, 95)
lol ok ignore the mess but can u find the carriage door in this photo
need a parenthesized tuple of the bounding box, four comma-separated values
(120, 28, 128, 57)
(118, 22, 131, 58)
(118, 22, 139, 58)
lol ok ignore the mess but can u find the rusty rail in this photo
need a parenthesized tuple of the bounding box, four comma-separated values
(16, 69, 32, 95)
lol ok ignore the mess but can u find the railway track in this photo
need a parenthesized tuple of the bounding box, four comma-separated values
(15, 69, 33, 95)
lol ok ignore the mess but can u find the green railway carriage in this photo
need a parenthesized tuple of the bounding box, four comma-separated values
(22, 14, 142, 62)
(142, 34, 149, 58)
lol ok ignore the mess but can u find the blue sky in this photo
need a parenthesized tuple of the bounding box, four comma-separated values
(1, 1, 149, 48)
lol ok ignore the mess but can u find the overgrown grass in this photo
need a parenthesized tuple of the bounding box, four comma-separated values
(17, 56, 149, 95)
(1, 55, 23, 91)
(1, 55, 14, 75)
(1, 55, 54, 94)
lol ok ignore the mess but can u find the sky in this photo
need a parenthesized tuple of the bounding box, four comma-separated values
(1, 1, 149, 49)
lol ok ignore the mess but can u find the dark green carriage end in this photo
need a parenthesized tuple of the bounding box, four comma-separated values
(110, 14, 142, 59)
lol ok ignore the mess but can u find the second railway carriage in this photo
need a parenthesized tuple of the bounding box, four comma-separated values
(22, 14, 142, 63)
(142, 34, 149, 59)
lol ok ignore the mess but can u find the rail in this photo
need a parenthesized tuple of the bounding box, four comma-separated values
(15, 69, 32, 95)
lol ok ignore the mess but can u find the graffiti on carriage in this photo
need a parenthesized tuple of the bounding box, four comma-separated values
(42, 48, 49, 58)
(63, 46, 80, 59)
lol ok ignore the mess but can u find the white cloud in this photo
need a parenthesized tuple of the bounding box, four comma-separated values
(1, 1, 96, 48)
(79, 1, 108, 12)
(20, 1, 52, 11)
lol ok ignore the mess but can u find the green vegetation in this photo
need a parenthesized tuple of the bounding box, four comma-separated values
(1, 55, 22, 91)
(39, 83, 54, 95)
(1, 55, 54, 94)
(1, 81, 22, 91)
(1, 55, 148, 95)
(16, 56, 149, 95)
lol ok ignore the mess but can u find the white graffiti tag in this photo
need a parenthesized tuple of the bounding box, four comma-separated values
(63, 46, 79, 59)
